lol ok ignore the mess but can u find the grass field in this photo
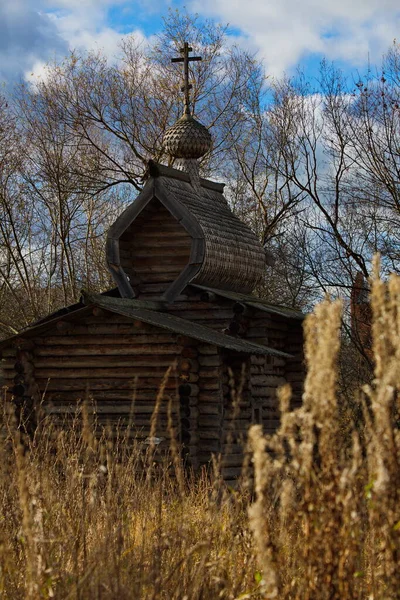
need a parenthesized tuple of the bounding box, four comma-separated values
(0, 262, 399, 599)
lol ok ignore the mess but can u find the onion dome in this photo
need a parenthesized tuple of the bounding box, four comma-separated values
(164, 113, 212, 160)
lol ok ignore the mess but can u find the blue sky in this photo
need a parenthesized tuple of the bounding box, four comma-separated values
(1, 0, 399, 87)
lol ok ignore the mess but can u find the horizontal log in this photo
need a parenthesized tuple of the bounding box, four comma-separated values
(198, 391, 222, 402)
(35, 379, 180, 392)
(221, 455, 245, 468)
(201, 380, 222, 391)
(198, 404, 222, 416)
(135, 273, 179, 284)
(44, 390, 178, 402)
(127, 248, 192, 260)
(129, 255, 190, 268)
(44, 404, 179, 416)
(181, 347, 198, 359)
(198, 415, 222, 428)
(34, 367, 179, 380)
(45, 399, 177, 411)
(1, 349, 17, 358)
(176, 336, 198, 347)
(198, 368, 221, 381)
(129, 237, 191, 248)
(224, 408, 252, 420)
(198, 431, 222, 440)
(36, 336, 178, 347)
(198, 355, 221, 367)
(46, 325, 176, 337)
(128, 227, 190, 238)
(56, 321, 72, 332)
(251, 387, 277, 398)
(132, 265, 183, 276)
(249, 365, 276, 376)
(250, 356, 267, 365)
(197, 345, 218, 356)
(251, 375, 286, 387)
(33, 356, 179, 369)
(35, 346, 181, 357)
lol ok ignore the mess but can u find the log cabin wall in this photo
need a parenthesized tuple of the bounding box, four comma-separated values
(196, 344, 224, 466)
(245, 308, 305, 420)
(283, 320, 304, 410)
(1, 312, 184, 450)
(167, 287, 236, 332)
(219, 350, 252, 484)
(119, 198, 191, 297)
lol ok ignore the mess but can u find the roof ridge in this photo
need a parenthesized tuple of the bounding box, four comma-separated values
(147, 160, 225, 193)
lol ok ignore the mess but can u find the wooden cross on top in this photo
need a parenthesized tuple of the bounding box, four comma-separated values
(171, 42, 202, 116)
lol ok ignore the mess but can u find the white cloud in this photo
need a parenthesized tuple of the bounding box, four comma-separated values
(0, 1, 68, 86)
(191, 0, 400, 76)
(0, 0, 147, 85)
(44, 0, 146, 63)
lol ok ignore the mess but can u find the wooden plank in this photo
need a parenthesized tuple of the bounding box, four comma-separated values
(130, 248, 191, 259)
(131, 264, 184, 275)
(33, 356, 179, 368)
(34, 367, 179, 379)
(43, 390, 178, 401)
(198, 355, 221, 367)
(35, 346, 181, 357)
(198, 404, 221, 415)
(44, 326, 175, 338)
(35, 379, 179, 392)
(198, 415, 222, 428)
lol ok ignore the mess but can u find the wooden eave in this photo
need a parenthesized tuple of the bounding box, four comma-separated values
(191, 284, 305, 320)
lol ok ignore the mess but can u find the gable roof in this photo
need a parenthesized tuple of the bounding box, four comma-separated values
(0, 293, 293, 359)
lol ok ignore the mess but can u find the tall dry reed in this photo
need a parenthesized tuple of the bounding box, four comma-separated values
(248, 260, 400, 599)
(0, 264, 400, 598)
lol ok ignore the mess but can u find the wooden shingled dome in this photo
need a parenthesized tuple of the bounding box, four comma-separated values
(106, 163, 267, 302)
(163, 114, 212, 159)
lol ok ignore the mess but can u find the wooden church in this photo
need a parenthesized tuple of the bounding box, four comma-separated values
(0, 44, 304, 482)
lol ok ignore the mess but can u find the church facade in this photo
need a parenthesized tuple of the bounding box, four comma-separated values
(0, 44, 304, 483)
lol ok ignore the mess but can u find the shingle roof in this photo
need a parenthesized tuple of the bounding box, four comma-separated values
(106, 162, 267, 301)
(159, 174, 266, 293)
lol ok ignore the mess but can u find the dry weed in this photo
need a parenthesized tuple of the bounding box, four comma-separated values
(1, 266, 400, 598)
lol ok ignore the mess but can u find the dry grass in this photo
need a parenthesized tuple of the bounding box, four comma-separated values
(1, 263, 400, 599)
